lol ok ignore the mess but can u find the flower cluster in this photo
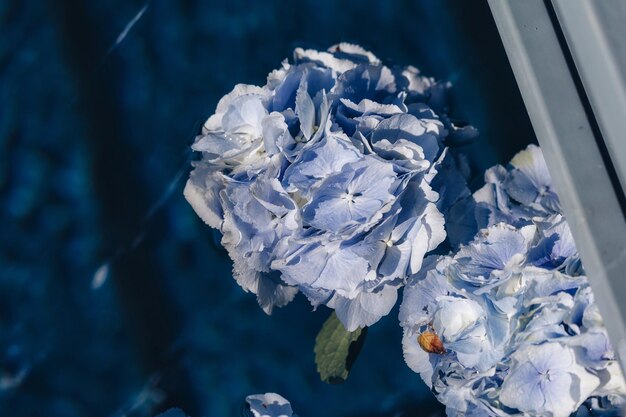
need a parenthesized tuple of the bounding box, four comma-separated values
(400, 146, 626, 416)
(185, 44, 473, 330)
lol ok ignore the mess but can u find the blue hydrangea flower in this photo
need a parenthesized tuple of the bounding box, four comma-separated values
(504, 144, 560, 214)
(450, 223, 535, 290)
(400, 145, 626, 416)
(185, 44, 469, 329)
(245, 393, 298, 417)
(474, 144, 562, 229)
(499, 342, 599, 417)
(300, 156, 400, 238)
(401, 223, 626, 416)
(528, 214, 578, 270)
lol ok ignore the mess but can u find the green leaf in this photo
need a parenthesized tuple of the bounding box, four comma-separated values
(314, 312, 368, 384)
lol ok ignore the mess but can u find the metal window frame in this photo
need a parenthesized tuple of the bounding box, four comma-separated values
(488, 0, 626, 375)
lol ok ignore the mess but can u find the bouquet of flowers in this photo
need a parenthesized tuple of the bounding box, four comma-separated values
(184, 44, 626, 416)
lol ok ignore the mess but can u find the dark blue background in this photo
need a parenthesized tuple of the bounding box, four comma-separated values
(0, 1, 535, 416)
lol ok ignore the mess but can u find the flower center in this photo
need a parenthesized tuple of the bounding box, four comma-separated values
(343, 191, 362, 204)
(540, 370, 553, 382)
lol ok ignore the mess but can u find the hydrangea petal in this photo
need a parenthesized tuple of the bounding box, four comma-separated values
(329, 285, 398, 331)
(184, 166, 225, 228)
(245, 393, 297, 417)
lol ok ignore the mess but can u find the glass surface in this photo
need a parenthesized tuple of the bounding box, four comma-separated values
(0, 1, 535, 416)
